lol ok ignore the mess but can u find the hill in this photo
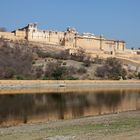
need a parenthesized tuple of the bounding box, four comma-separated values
(0, 39, 140, 80)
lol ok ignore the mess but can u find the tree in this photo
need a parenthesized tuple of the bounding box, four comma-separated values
(96, 58, 127, 80)
(44, 62, 58, 79)
(52, 67, 66, 80)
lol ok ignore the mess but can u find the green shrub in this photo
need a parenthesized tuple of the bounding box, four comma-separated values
(42, 76, 49, 80)
(16, 75, 24, 80)
(52, 67, 66, 80)
(138, 72, 140, 79)
(66, 76, 79, 80)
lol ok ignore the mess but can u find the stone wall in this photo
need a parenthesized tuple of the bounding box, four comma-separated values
(76, 37, 101, 51)
(0, 23, 126, 55)
(0, 32, 16, 40)
(15, 30, 26, 40)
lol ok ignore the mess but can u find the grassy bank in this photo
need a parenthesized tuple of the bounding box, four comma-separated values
(0, 111, 140, 140)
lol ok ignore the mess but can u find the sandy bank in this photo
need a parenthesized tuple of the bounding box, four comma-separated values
(0, 80, 140, 94)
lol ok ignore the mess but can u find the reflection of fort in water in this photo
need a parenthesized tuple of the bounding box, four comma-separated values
(0, 89, 140, 126)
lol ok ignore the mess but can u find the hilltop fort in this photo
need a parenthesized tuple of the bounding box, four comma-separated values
(0, 23, 139, 58)
(0, 23, 140, 80)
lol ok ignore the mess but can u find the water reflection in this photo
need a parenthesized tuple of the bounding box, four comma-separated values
(0, 89, 140, 126)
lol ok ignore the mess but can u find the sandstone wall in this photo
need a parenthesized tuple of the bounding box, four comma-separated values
(0, 23, 126, 56)
(15, 30, 26, 40)
(117, 42, 125, 51)
(76, 37, 101, 51)
(0, 32, 15, 40)
(27, 30, 65, 45)
(64, 32, 76, 48)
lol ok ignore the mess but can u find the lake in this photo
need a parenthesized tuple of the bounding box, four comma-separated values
(0, 89, 140, 126)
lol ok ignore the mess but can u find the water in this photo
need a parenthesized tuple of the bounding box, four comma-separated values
(0, 89, 140, 126)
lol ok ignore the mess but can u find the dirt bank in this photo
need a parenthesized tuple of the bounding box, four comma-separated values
(0, 80, 140, 94)
(0, 111, 140, 140)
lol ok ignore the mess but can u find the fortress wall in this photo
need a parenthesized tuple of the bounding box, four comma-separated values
(93, 39, 101, 50)
(64, 32, 76, 48)
(15, 30, 26, 40)
(49, 31, 64, 45)
(0, 31, 27, 41)
(76, 37, 94, 50)
(76, 37, 101, 51)
(117, 42, 125, 51)
(0, 32, 16, 40)
(27, 30, 50, 43)
(102, 40, 116, 53)
(27, 30, 65, 45)
(76, 37, 125, 54)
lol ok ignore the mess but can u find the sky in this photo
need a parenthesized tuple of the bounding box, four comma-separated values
(0, 0, 140, 48)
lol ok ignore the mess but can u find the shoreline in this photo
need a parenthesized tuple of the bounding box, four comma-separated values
(0, 80, 140, 94)
(0, 110, 140, 140)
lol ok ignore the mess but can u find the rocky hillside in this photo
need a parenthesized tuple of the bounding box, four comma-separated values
(0, 39, 140, 80)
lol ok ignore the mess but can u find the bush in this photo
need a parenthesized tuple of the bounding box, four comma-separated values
(52, 67, 67, 80)
(16, 75, 24, 80)
(44, 62, 67, 80)
(83, 59, 91, 67)
(96, 58, 127, 80)
(66, 76, 79, 80)
(138, 72, 140, 79)
(77, 67, 87, 74)
(42, 76, 49, 80)
(3, 67, 15, 79)
(34, 67, 43, 79)
(44, 62, 58, 78)
(66, 66, 77, 75)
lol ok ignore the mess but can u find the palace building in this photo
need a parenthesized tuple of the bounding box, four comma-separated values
(0, 23, 125, 55)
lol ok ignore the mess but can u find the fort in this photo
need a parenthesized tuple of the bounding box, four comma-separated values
(0, 23, 139, 58)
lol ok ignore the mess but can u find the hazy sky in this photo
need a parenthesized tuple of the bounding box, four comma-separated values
(0, 0, 140, 48)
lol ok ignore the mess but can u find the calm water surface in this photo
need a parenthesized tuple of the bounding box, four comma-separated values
(0, 89, 140, 126)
